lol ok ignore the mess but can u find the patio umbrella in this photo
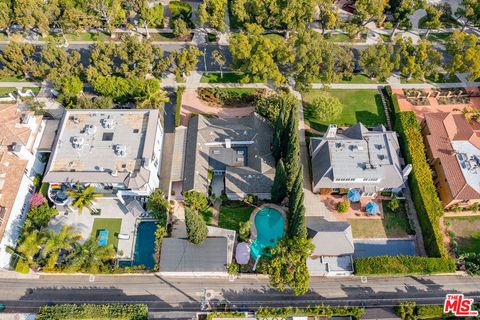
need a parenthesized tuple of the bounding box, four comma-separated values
(365, 201, 380, 215)
(235, 242, 251, 265)
(347, 189, 361, 202)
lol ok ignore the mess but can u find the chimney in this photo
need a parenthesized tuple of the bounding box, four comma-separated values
(402, 164, 412, 178)
(325, 125, 337, 138)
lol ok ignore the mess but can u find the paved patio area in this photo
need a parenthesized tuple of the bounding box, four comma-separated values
(48, 199, 137, 259)
(320, 194, 385, 221)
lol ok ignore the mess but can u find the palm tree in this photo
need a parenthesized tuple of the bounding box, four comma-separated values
(136, 84, 169, 110)
(67, 182, 100, 213)
(43, 226, 82, 270)
(65, 238, 116, 273)
(17, 230, 44, 266)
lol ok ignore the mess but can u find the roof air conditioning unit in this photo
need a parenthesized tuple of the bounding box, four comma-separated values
(85, 124, 97, 135)
(114, 144, 127, 157)
(72, 136, 85, 149)
(102, 118, 114, 129)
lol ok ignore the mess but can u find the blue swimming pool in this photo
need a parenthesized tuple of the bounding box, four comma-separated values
(353, 239, 416, 258)
(133, 221, 158, 269)
(251, 208, 285, 260)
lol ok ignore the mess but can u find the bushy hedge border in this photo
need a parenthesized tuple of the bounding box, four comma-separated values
(354, 256, 455, 275)
(383, 85, 401, 127)
(207, 312, 247, 320)
(255, 305, 365, 320)
(36, 304, 148, 320)
(175, 86, 185, 127)
(396, 111, 447, 258)
(395, 302, 452, 319)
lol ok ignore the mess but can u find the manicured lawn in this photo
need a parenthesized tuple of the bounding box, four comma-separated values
(201, 72, 245, 83)
(201, 209, 213, 225)
(91, 218, 122, 249)
(445, 216, 480, 253)
(149, 32, 193, 42)
(0, 88, 16, 96)
(218, 202, 254, 232)
(348, 200, 413, 238)
(325, 33, 367, 43)
(401, 73, 461, 84)
(303, 89, 386, 132)
(339, 74, 380, 84)
(0, 75, 27, 82)
(427, 32, 453, 43)
(65, 32, 108, 41)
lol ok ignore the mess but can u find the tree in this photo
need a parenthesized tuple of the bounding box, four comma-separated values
(389, 0, 424, 39)
(60, 76, 83, 106)
(17, 230, 44, 266)
(310, 92, 343, 122)
(135, 79, 169, 110)
(172, 18, 190, 39)
(238, 220, 251, 241)
(60, 7, 97, 33)
(0, 1, 12, 30)
(65, 238, 115, 273)
(197, 0, 227, 31)
(87, 41, 116, 80)
(116, 36, 155, 79)
(146, 190, 170, 226)
(185, 207, 208, 244)
(316, 0, 339, 34)
(389, 197, 400, 212)
(67, 183, 100, 213)
(359, 44, 395, 81)
(284, 105, 300, 192)
(35, 43, 82, 88)
(184, 191, 209, 212)
(140, 3, 164, 29)
(423, 5, 443, 38)
(43, 226, 82, 270)
(455, 0, 480, 30)
(23, 203, 58, 233)
(354, 0, 389, 26)
(337, 201, 350, 213)
(271, 159, 288, 203)
(174, 46, 203, 79)
(85, 0, 126, 34)
(394, 38, 441, 81)
(13, 0, 58, 35)
(29, 193, 46, 207)
(288, 168, 307, 239)
(446, 31, 480, 80)
(260, 237, 314, 295)
(0, 42, 35, 77)
(212, 50, 226, 78)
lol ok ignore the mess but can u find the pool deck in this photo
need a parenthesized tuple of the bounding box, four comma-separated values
(249, 203, 287, 242)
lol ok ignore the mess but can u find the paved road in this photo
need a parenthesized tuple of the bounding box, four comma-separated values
(0, 274, 480, 315)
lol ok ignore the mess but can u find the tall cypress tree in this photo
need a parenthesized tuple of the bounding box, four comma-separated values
(284, 106, 300, 192)
(185, 207, 208, 244)
(272, 106, 284, 161)
(288, 167, 304, 223)
(271, 159, 288, 203)
(289, 205, 307, 239)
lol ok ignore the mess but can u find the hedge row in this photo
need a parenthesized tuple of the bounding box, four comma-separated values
(175, 86, 185, 127)
(255, 305, 365, 320)
(395, 302, 451, 319)
(36, 304, 148, 320)
(207, 312, 247, 320)
(383, 85, 401, 126)
(354, 256, 455, 275)
(396, 111, 448, 258)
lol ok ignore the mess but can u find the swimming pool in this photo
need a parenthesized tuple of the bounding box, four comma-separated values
(251, 208, 285, 259)
(353, 239, 416, 258)
(133, 221, 158, 269)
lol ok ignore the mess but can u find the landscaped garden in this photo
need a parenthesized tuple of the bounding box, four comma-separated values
(303, 89, 386, 132)
(200, 72, 245, 83)
(445, 216, 480, 254)
(218, 201, 254, 232)
(91, 218, 122, 249)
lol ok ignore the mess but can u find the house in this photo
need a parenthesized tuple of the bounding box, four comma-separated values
(159, 237, 229, 276)
(181, 114, 275, 200)
(310, 123, 409, 197)
(0, 105, 50, 267)
(42, 109, 164, 205)
(422, 112, 480, 208)
(306, 217, 354, 276)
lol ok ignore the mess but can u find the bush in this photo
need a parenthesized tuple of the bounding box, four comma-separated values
(207, 312, 246, 320)
(15, 259, 30, 274)
(227, 262, 239, 275)
(389, 197, 400, 212)
(169, 1, 192, 19)
(238, 220, 251, 241)
(395, 302, 448, 319)
(396, 112, 447, 258)
(354, 256, 456, 275)
(29, 193, 46, 207)
(185, 207, 208, 244)
(175, 86, 185, 127)
(197, 88, 261, 106)
(146, 190, 170, 226)
(36, 304, 149, 320)
(172, 18, 190, 39)
(310, 92, 343, 122)
(256, 306, 365, 319)
(184, 190, 209, 212)
(384, 85, 401, 127)
(416, 305, 445, 319)
(336, 201, 349, 213)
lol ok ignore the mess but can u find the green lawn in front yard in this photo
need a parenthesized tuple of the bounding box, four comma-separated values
(0, 88, 17, 96)
(339, 74, 380, 84)
(65, 32, 108, 41)
(427, 32, 453, 43)
(200, 72, 245, 83)
(0, 75, 27, 82)
(303, 89, 387, 132)
(218, 202, 254, 232)
(348, 200, 413, 238)
(445, 215, 480, 254)
(91, 218, 122, 249)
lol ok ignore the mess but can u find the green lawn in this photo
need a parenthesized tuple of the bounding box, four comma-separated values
(91, 218, 122, 249)
(302, 89, 387, 132)
(65, 32, 108, 41)
(0, 75, 27, 82)
(400, 73, 461, 84)
(149, 32, 192, 42)
(218, 203, 254, 232)
(446, 216, 480, 253)
(201, 72, 245, 83)
(0, 88, 16, 96)
(339, 74, 380, 84)
(427, 32, 453, 43)
(201, 209, 213, 225)
(325, 33, 367, 43)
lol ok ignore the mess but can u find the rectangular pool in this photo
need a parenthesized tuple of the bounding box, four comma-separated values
(133, 221, 158, 269)
(353, 239, 416, 258)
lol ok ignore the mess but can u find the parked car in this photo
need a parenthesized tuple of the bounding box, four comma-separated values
(0, 304, 6, 312)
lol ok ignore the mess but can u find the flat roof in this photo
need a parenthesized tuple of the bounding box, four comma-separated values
(43, 109, 159, 184)
(452, 140, 480, 194)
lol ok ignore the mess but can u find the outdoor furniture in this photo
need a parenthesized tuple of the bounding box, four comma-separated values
(347, 189, 361, 202)
(98, 230, 109, 247)
(365, 201, 380, 215)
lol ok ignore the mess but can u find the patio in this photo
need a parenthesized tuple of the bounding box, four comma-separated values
(320, 193, 387, 221)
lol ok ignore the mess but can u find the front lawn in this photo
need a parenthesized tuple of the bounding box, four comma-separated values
(201, 72, 245, 83)
(303, 89, 387, 132)
(427, 32, 453, 43)
(339, 74, 380, 84)
(218, 202, 254, 232)
(0, 88, 17, 96)
(445, 216, 480, 254)
(65, 32, 108, 41)
(0, 75, 27, 82)
(91, 218, 122, 249)
(348, 200, 413, 238)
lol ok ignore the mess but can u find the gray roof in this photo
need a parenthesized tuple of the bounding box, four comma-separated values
(171, 126, 187, 181)
(310, 123, 404, 191)
(183, 114, 274, 194)
(37, 119, 60, 152)
(159, 237, 228, 272)
(307, 217, 354, 256)
(43, 109, 160, 189)
(225, 166, 274, 196)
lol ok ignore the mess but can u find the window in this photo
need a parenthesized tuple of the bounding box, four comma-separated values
(102, 132, 114, 141)
(133, 129, 139, 133)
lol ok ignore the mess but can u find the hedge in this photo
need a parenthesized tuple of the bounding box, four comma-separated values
(354, 256, 455, 275)
(383, 85, 401, 126)
(396, 111, 448, 258)
(36, 304, 148, 320)
(255, 305, 365, 320)
(395, 302, 452, 319)
(416, 305, 446, 319)
(207, 312, 247, 320)
(175, 86, 185, 127)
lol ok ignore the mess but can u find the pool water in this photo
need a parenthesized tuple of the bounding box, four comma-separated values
(133, 221, 158, 269)
(251, 208, 285, 259)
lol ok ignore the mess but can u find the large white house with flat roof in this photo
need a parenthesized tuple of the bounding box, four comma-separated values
(43, 109, 163, 205)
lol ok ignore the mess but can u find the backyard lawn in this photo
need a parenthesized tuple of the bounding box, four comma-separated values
(446, 216, 480, 254)
(218, 202, 254, 232)
(348, 200, 413, 238)
(303, 89, 386, 132)
(91, 218, 122, 249)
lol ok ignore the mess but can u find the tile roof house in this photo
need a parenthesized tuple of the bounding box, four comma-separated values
(183, 114, 275, 200)
(310, 123, 409, 196)
(0, 104, 47, 267)
(306, 217, 354, 276)
(422, 112, 480, 208)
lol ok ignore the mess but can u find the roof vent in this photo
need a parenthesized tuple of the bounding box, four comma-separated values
(72, 136, 84, 149)
(20, 114, 31, 124)
(85, 124, 96, 135)
(114, 144, 127, 157)
(225, 139, 231, 148)
(102, 118, 114, 129)
(364, 163, 372, 170)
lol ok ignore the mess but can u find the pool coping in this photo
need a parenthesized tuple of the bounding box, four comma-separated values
(249, 203, 287, 244)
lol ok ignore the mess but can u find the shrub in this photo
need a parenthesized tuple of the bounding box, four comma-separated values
(354, 256, 456, 275)
(395, 302, 448, 319)
(146, 190, 170, 226)
(227, 262, 239, 275)
(207, 312, 246, 320)
(238, 220, 251, 241)
(168, 1, 192, 24)
(389, 197, 400, 212)
(336, 201, 349, 213)
(396, 111, 447, 258)
(175, 86, 185, 127)
(184, 190, 209, 212)
(29, 193, 46, 207)
(197, 88, 261, 106)
(15, 259, 30, 274)
(384, 85, 401, 127)
(256, 305, 365, 319)
(33, 174, 42, 188)
(23, 203, 58, 232)
(416, 305, 445, 319)
(309, 92, 343, 122)
(36, 304, 149, 320)
(172, 18, 190, 39)
(185, 207, 208, 244)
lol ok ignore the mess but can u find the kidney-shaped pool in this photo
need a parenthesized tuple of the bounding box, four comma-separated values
(250, 207, 285, 260)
